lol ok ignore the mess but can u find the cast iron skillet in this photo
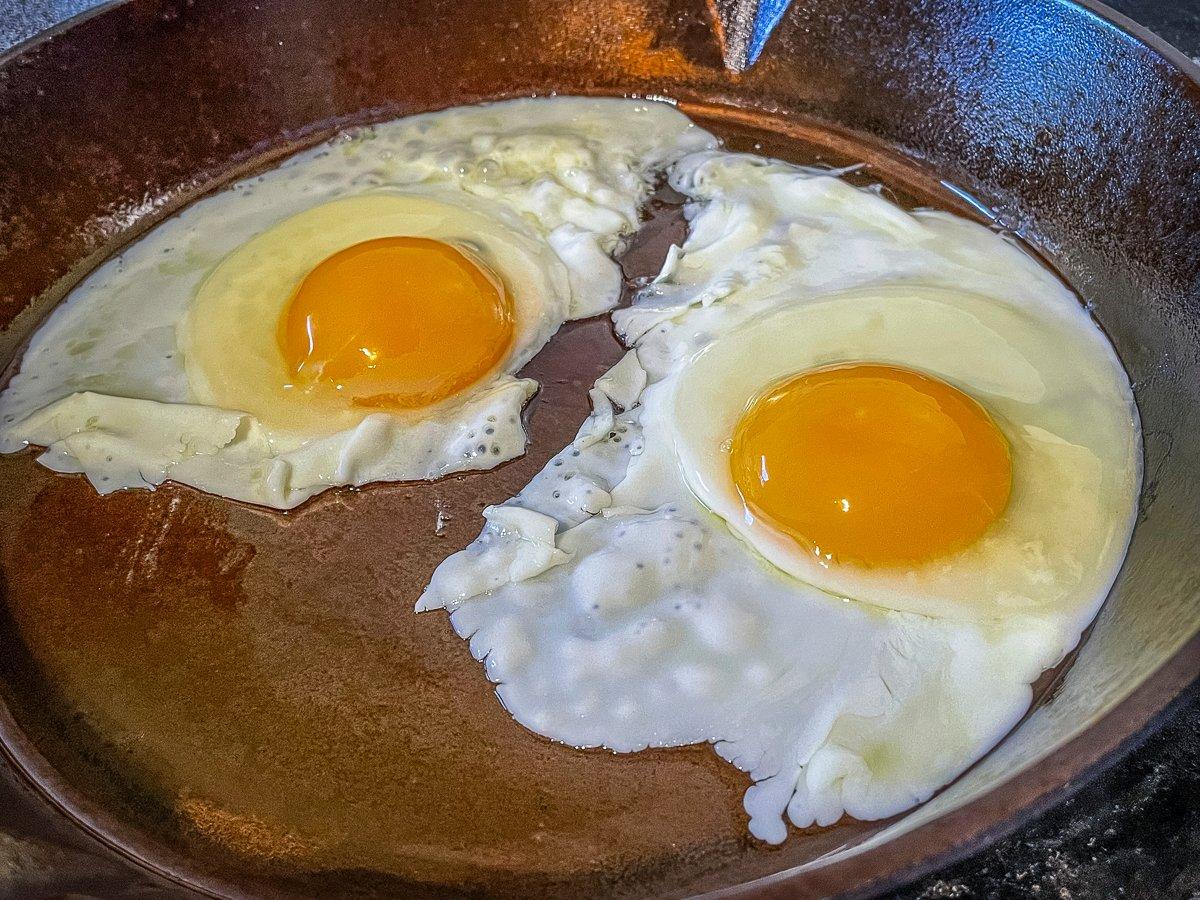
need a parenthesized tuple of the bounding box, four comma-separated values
(0, 0, 1197, 897)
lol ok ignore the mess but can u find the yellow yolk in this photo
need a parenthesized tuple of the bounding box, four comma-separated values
(730, 363, 1012, 568)
(280, 236, 514, 409)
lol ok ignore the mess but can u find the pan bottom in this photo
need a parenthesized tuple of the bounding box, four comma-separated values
(0, 103, 1082, 898)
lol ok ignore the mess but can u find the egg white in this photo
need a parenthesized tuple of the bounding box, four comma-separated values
(419, 149, 1141, 842)
(669, 284, 1140, 632)
(0, 98, 716, 508)
(181, 190, 569, 439)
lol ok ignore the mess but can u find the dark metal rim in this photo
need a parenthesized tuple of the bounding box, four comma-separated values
(0, 1, 1195, 897)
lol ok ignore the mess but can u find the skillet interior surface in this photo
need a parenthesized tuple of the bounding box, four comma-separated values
(0, 1, 1197, 897)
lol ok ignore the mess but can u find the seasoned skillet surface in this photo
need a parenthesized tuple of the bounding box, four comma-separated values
(0, 1, 1196, 898)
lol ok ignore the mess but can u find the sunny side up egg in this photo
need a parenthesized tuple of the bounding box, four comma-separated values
(0, 98, 716, 508)
(419, 151, 1141, 842)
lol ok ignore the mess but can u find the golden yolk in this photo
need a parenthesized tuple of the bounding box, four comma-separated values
(279, 236, 514, 409)
(730, 363, 1012, 569)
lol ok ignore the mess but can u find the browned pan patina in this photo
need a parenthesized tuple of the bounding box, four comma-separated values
(0, 1, 1197, 897)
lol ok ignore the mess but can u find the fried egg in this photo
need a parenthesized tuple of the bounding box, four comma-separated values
(0, 98, 716, 508)
(419, 150, 1140, 842)
(670, 284, 1138, 631)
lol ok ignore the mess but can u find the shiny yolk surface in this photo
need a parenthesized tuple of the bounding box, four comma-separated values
(280, 237, 514, 409)
(730, 363, 1012, 569)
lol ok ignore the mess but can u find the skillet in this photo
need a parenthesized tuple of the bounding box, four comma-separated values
(0, 0, 1197, 896)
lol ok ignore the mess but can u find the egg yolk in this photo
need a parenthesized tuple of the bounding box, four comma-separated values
(730, 363, 1012, 568)
(280, 236, 514, 409)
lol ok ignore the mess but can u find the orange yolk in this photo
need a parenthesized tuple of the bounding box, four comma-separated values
(730, 363, 1012, 569)
(279, 236, 514, 409)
